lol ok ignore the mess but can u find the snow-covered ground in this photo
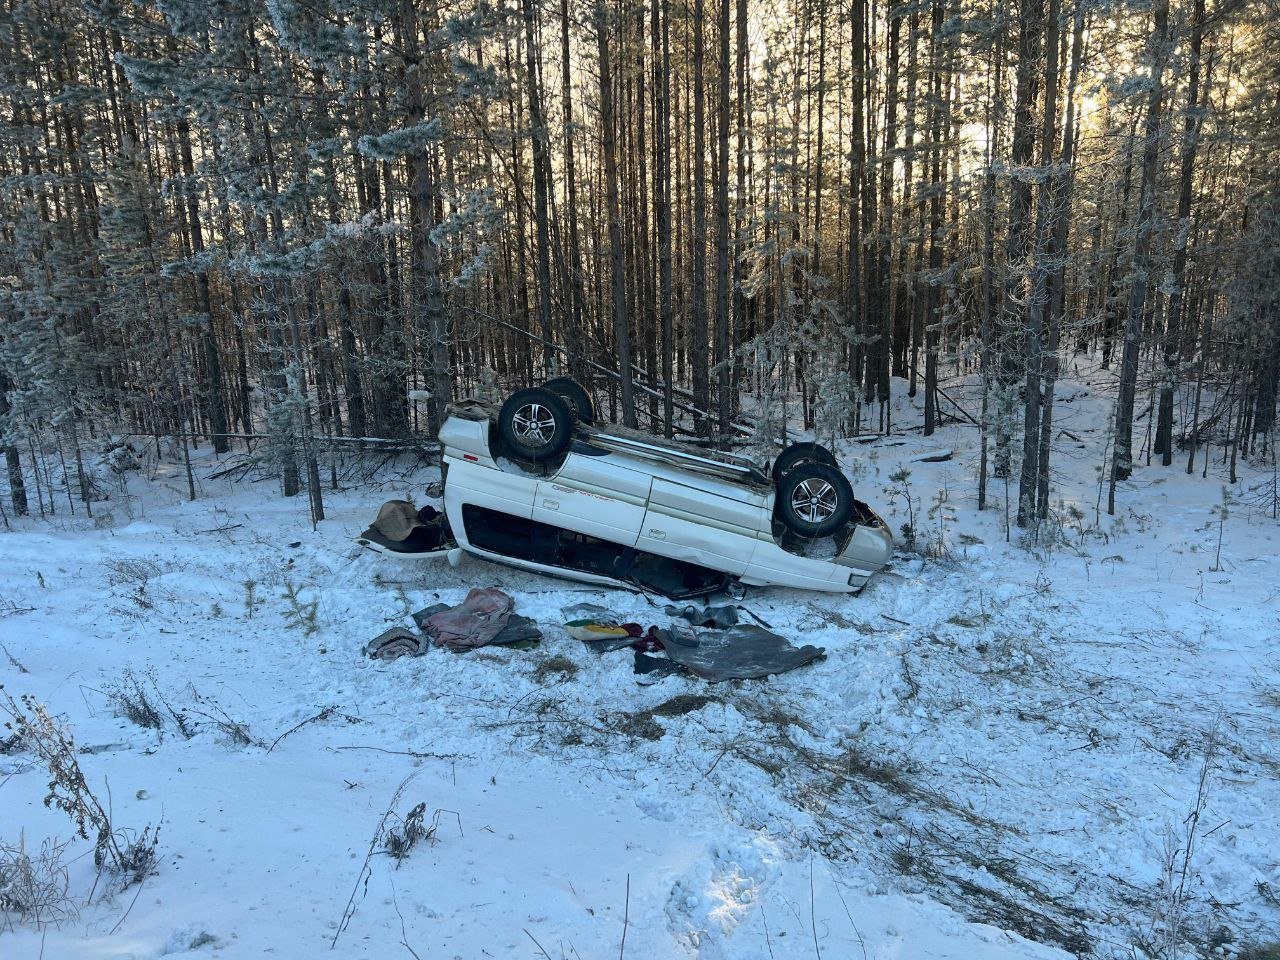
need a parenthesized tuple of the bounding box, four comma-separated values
(2, 372, 1279, 960)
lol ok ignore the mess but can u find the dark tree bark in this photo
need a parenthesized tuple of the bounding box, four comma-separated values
(1154, 0, 1206, 463)
(653, 0, 676, 436)
(846, 0, 867, 431)
(1016, 0, 1061, 526)
(1112, 0, 1170, 496)
(522, 0, 555, 379)
(691, 0, 710, 433)
(0, 371, 28, 516)
(996, 0, 1044, 479)
(175, 116, 229, 454)
(595, 0, 635, 426)
(714, 0, 733, 438)
(560, 0, 588, 385)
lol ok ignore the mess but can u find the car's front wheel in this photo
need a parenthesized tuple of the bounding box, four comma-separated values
(498, 387, 575, 462)
(775, 462, 854, 537)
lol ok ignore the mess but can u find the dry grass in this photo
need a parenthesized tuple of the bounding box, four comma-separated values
(532, 654, 580, 683)
(0, 833, 77, 930)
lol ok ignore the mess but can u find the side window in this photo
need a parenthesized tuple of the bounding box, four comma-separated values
(461, 504, 628, 576)
(461, 504, 724, 597)
(462, 504, 538, 560)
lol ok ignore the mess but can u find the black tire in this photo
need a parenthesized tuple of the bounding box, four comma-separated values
(775, 462, 855, 538)
(498, 388, 575, 462)
(771, 441, 838, 480)
(542, 377, 596, 425)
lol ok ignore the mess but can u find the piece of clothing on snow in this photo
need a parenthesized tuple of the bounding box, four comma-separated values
(655, 623, 825, 681)
(563, 609, 667, 655)
(416, 601, 543, 648)
(364, 627, 424, 661)
(421, 587, 514, 649)
(665, 603, 741, 630)
(362, 502, 449, 554)
(561, 603, 631, 652)
(490, 614, 543, 648)
(410, 595, 542, 650)
(564, 619, 633, 644)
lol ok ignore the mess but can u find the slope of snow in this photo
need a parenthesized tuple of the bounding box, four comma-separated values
(2, 371, 1278, 959)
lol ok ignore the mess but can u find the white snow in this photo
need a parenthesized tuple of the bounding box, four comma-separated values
(2, 370, 1278, 959)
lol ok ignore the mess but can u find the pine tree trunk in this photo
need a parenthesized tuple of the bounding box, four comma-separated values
(0, 373, 28, 516)
(1113, 0, 1170, 488)
(691, 0, 710, 433)
(402, 0, 450, 434)
(1154, 0, 1205, 464)
(922, 0, 948, 438)
(560, 0, 588, 386)
(870, 8, 900, 426)
(653, 0, 676, 437)
(714, 0, 732, 439)
(845, 0, 866, 432)
(175, 116, 229, 455)
(523, 0, 555, 379)
(996, 0, 1044, 479)
(595, 0, 635, 427)
(1016, 0, 1060, 526)
(1036, 0, 1085, 519)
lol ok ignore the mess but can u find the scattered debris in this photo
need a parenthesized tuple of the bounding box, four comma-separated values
(665, 603, 740, 629)
(419, 587, 514, 650)
(562, 603, 647, 653)
(414, 600, 541, 649)
(657, 624, 826, 681)
(562, 602, 825, 682)
(364, 628, 423, 662)
(366, 589, 543, 662)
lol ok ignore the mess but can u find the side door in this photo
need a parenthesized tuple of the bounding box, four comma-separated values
(533, 452, 652, 548)
(443, 455, 538, 521)
(637, 479, 768, 576)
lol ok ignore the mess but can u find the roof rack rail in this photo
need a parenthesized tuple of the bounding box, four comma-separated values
(581, 427, 769, 485)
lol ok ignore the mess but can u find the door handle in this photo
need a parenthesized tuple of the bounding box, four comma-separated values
(542, 499, 560, 510)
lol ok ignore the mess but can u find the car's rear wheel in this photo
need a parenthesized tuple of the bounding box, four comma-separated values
(775, 462, 854, 538)
(542, 377, 596, 425)
(498, 387, 575, 462)
(771, 441, 838, 480)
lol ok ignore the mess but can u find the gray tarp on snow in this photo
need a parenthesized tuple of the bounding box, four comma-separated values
(562, 601, 824, 681)
(655, 624, 825, 681)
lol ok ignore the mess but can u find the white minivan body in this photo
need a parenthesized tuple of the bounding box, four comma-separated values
(435, 402, 893, 597)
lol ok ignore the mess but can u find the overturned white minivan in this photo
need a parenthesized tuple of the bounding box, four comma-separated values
(359, 380, 893, 599)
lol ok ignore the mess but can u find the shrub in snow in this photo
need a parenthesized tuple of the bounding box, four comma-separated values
(0, 690, 159, 889)
(0, 833, 76, 930)
(104, 668, 164, 731)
